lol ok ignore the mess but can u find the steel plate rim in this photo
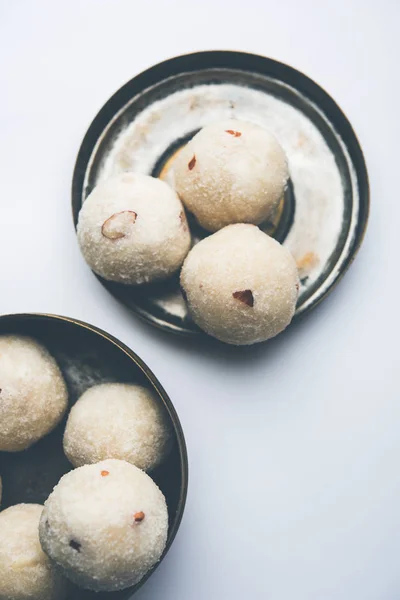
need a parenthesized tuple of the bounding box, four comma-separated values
(0, 311, 188, 598)
(72, 50, 370, 338)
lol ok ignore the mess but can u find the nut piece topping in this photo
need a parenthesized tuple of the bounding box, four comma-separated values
(134, 511, 145, 523)
(188, 155, 196, 170)
(233, 289, 254, 307)
(101, 470, 109, 477)
(101, 210, 137, 240)
(69, 539, 81, 552)
(225, 129, 242, 137)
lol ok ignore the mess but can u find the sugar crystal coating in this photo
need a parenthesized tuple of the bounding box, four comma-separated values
(63, 383, 173, 471)
(0, 504, 68, 600)
(0, 336, 68, 452)
(180, 224, 299, 345)
(77, 173, 191, 284)
(173, 120, 289, 232)
(39, 459, 168, 592)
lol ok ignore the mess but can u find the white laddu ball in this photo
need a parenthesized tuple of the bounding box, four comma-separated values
(77, 172, 191, 285)
(39, 459, 168, 592)
(0, 336, 68, 452)
(63, 383, 173, 471)
(173, 119, 289, 232)
(181, 224, 299, 345)
(0, 504, 68, 600)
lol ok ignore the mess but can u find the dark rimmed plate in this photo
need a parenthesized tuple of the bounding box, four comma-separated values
(72, 51, 369, 337)
(0, 313, 188, 599)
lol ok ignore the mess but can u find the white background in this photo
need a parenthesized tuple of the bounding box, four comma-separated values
(0, 1, 399, 599)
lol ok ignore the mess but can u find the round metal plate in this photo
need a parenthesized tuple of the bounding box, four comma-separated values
(72, 51, 369, 337)
(0, 313, 188, 599)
